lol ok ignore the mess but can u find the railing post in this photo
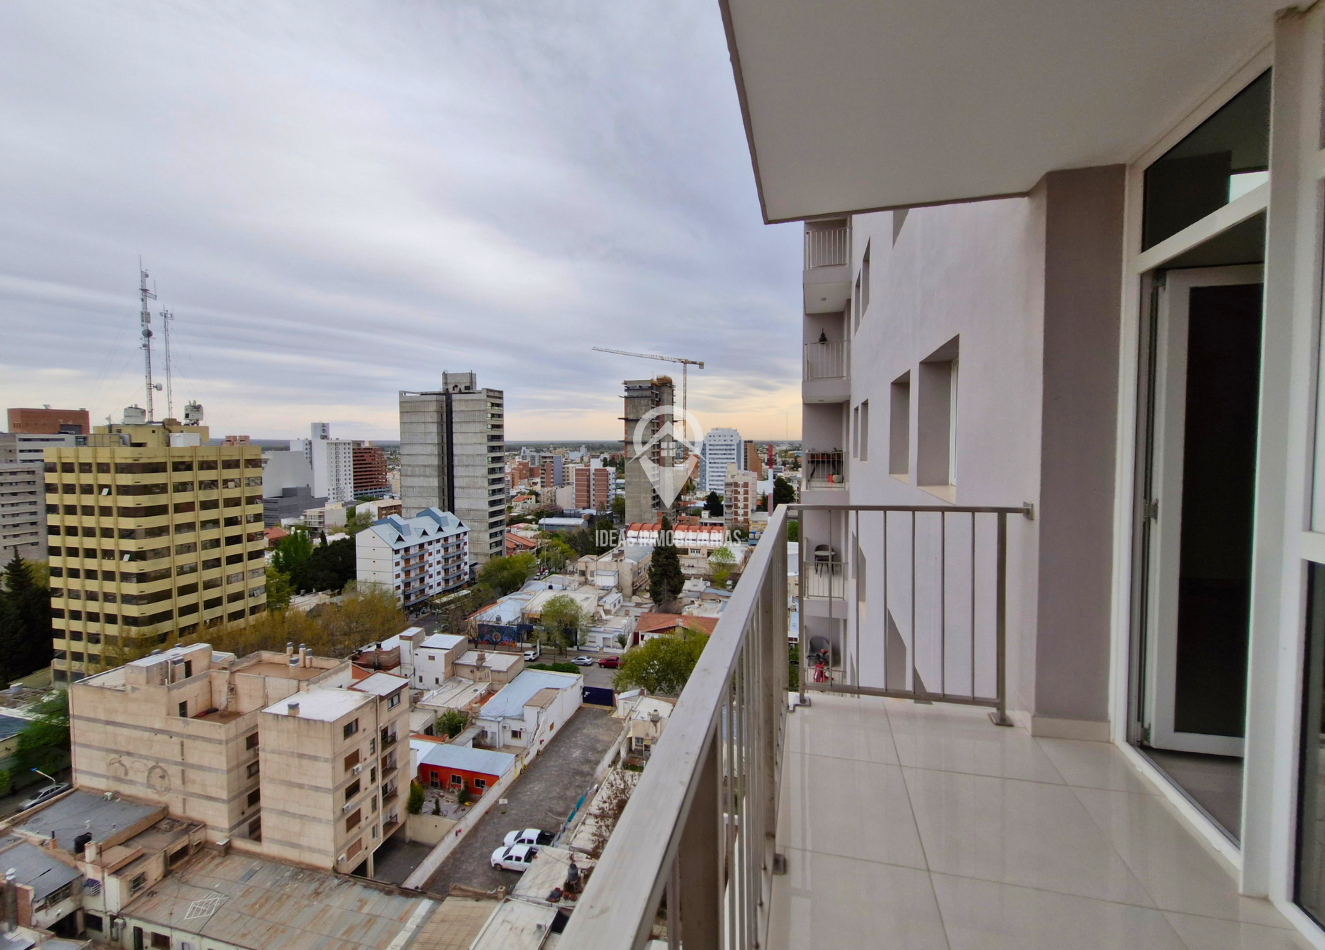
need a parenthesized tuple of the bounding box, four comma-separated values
(990, 511, 1013, 726)
(679, 732, 721, 947)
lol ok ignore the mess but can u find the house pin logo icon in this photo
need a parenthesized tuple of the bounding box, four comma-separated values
(632, 405, 703, 508)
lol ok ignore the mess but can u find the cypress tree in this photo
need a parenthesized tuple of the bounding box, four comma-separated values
(648, 515, 685, 610)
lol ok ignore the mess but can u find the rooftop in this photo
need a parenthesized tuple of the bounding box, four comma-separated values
(263, 689, 371, 722)
(13, 790, 160, 852)
(417, 679, 492, 711)
(468, 899, 560, 950)
(456, 651, 523, 672)
(351, 671, 409, 697)
(478, 670, 580, 721)
(635, 613, 718, 635)
(510, 846, 595, 905)
(0, 834, 80, 902)
(121, 849, 436, 950)
(369, 508, 467, 550)
(413, 740, 516, 777)
(420, 633, 466, 651)
(0, 713, 28, 741)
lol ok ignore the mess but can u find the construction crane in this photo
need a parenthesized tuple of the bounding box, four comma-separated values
(592, 346, 705, 447)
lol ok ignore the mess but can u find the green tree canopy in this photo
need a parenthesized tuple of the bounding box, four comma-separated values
(265, 567, 292, 612)
(704, 491, 723, 517)
(787, 518, 800, 543)
(648, 516, 685, 610)
(306, 537, 356, 593)
(538, 538, 577, 575)
(611, 495, 626, 522)
(613, 630, 709, 695)
(772, 476, 796, 510)
(478, 553, 536, 595)
(0, 552, 52, 684)
(272, 529, 314, 592)
(15, 689, 70, 777)
(540, 594, 587, 655)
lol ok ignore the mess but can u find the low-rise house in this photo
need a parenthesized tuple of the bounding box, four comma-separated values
(454, 650, 524, 686)
(474, 670, 582, 753)
(613, 692, 677, 755)
(416, 678, 493, 718)
(412, 633, 467, 689)
(576, 546, 651, 598)
(634, 613, 719, 645)
(581, 614, 636, 653)
(412, 739, 515, 799)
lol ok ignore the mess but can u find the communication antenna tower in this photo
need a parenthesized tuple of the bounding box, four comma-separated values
(161, 308, 175, 420)
(138, 261, 159, 421)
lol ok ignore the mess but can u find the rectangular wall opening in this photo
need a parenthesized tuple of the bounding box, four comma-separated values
(890, 373, 910, 478)
(917, 336, 959, 495)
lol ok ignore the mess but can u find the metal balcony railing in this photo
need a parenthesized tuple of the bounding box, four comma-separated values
(563, 506, 790, 949)
(564, 501, 1027, 948)
(804, 451, 845, 489)
(803, 340, 849, 380)
(803, 226, 850, 269)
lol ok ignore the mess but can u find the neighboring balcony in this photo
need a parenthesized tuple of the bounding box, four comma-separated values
(803, 223, 851, 314)
(802, 341, 850, 404)
(803, 451, 846, 491)
(563, 505, 1294, 949)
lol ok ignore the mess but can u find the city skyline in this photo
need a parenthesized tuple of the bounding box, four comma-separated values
(0, 1, 803, 442)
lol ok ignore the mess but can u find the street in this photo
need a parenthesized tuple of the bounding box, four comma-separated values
(424, 706, 622, 896)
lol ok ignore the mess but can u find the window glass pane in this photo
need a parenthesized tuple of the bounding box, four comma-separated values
(1298, 562, 1325, 922)
(1143, 70, 1271, 250)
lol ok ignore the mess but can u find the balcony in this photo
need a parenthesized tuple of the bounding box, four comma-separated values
(803, 451, 846, 491)
(802, 341, 850, 404)
(565, 504, 1294, 948)
(803, 224, 851, 314)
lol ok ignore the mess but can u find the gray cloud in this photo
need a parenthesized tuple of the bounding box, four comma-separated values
(0, 1, 801, 441)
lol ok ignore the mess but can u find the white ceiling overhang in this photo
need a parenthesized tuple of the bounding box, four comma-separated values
(720, 0, 1279, 223)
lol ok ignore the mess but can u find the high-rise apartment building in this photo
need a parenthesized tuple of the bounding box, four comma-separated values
(699, 427, 742, 495)
(573, 462, 614, 512)
(356, 508, 469, 609)
(70, 641, 410, 876)
(0, 431, 77, 466)
(295, 423, 355, 506)
(723, 466, 758, 530)
(44, 423, 266, 683)
(0, 462, 45, 561)
(742, 439, 766, 478)
(399, 372, 506, 565)
(539, 453, 564, 490)
(7, 407, 90, 435)
(351, 442, 390, 499)
(623, 377, 674, 525)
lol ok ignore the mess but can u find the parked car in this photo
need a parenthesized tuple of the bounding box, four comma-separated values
(18, 783, 70, 812)
(524, 645, 541, 661)
(503, 828, 555, 848)
(572, 656, 594, 666)
(491, 843, 539, 872)
(598, 656, 620, 669)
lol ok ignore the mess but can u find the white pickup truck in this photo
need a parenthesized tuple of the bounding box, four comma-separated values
(491, 843, 539, 872)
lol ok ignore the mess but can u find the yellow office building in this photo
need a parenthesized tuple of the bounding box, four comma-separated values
(44, 425, 266, 683)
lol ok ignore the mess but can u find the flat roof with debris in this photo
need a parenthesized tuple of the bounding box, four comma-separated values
(0, 834, 80, 902)
(14, 790, 159, 851)
(405, 897, 496, 950)
(119, 850, 436, 950)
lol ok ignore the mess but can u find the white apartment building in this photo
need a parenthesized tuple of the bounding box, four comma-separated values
(0, 462, 44, 560)
(356, 507, 469, 610)
(0, 431, 77, 466)
(566, 5, 1325, 950)
(722, 464, 758, 529)
(297, 423, 355, 506)
(699, 426, 741, 495)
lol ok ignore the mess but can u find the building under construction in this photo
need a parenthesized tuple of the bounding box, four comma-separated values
(622, 376, 674, 525)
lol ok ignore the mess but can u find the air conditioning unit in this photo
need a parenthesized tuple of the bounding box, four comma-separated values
(352, 764, 362, 775)
(338, 853, 347, 863)
(342, 800, 355, 813)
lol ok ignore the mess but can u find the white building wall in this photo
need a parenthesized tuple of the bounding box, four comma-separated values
(355, 530, 395, 590)
(700, 427, 742, 495)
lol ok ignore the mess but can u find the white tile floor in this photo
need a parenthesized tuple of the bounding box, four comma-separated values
(766, 693, 1314, 950)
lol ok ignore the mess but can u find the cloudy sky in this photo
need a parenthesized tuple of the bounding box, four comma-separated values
(0, 1, 801, 443)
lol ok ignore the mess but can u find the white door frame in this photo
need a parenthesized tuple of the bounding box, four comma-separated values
(1146, 265, 1263, 758)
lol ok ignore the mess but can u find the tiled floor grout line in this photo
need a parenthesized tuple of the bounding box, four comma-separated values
(883, 703, 954, 950)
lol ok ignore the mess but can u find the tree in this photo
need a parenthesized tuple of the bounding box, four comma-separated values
(437, 708, 468, 739)
(772, 476, 796, 510)
(538, 538, 577, 575)
(407, 781, 425, 815)
(273, 529, 314, 593)
(540, 594, 586, 655)
(612, 630, 709, 695)
(708, 546, 736, 588)
(477, 553, 536, 595)
(647, 516, 685, 610)
(704, 491, 724, 517)
(610, 495, 626, 522)
(787, 519, 800, 543)
(306, 537, 356, 593)
(15, 689, 69, 778)
(265, 567, 292, 612)
(345, 508, 375, 536)
(0, 551, 52, 683)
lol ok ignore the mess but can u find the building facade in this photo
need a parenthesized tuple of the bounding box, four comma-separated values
(0, 462, 45, 561)
(0, 431, 76, 466)
(6, 407, 90, 435)
(399, 372, 506, 565)
(623, 376, 674, 524)
(572, 462, 614, 512)
(351, 442, 390, 499)
(723, 467, 758, 530)
(44, 432, 266, 682)
(699, 427, 741, 495)
(355, 508, 469, 609)
(539, 453, 564, 490)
